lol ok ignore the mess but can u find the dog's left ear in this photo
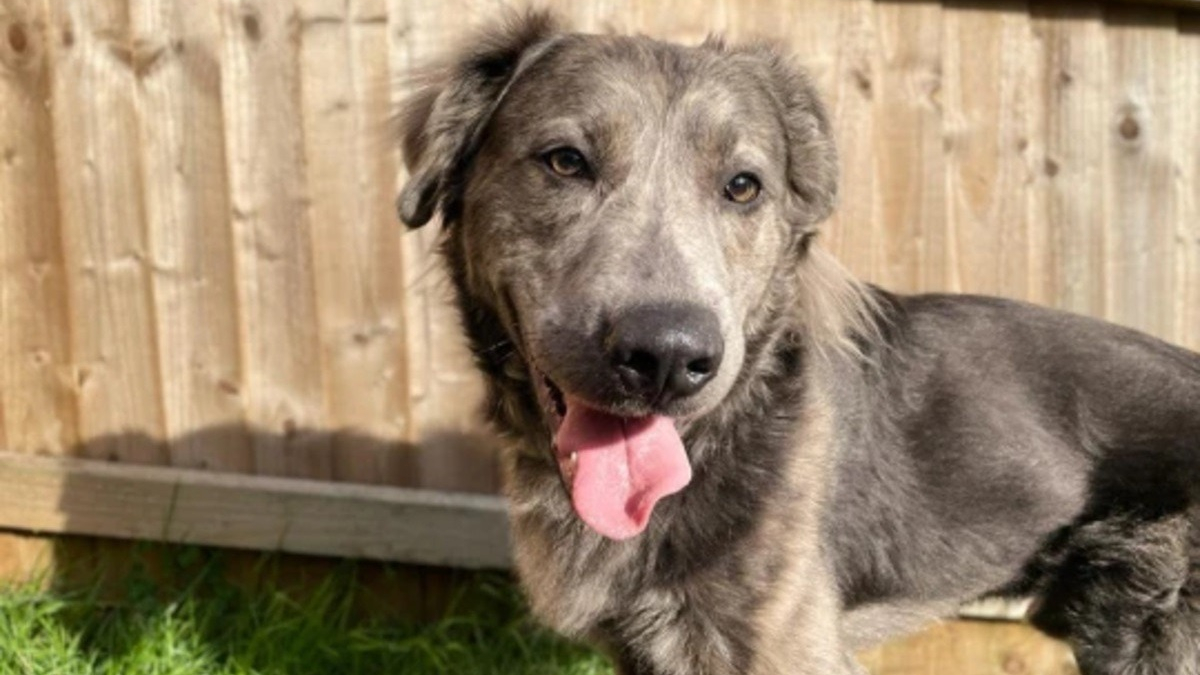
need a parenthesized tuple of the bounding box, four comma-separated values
(730, 43, 839, 230)
(397, 11, 564, 228)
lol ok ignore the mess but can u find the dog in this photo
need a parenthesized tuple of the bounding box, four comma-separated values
(396, 12, 1200, 675)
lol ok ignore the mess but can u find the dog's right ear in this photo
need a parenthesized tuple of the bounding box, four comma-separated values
(397, 11, 563, 228)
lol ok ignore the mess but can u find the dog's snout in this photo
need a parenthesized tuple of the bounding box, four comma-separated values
(607, 304, 724, 406)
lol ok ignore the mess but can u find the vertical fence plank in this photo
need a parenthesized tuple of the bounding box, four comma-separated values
(557, 0, 626, 33)
(1032, 5, 1109, 318)
(131, 0, 250, 472)
(631, 0, 730, 43)
(390, 0, 492, 491)
(1019, 8, 1052, 308)
(384, 0, 424, 490)
(822, 0, 881, 279)
(46, 0, 166, 464)
(1104, 6, 1177, 337)
(0, 0, 77, 456)
(873, 1, 948, 293)
(299, 0, 411, 485)
(820, 0, 888, 277)
(942, 2, 1037, 298)
(219, 0, 330, 479)
(1174, 14, 1199, 350)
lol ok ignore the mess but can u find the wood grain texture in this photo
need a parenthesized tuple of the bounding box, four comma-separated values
(298, 0, 411, 485)
(133, 1, 250, 472)
(943, 2, 1037, 298)
(822, 0, 880, 276)
(0, 0, 76, 456)
(0, 532, 54, 584)
(1103, 5, 1177, 338)
(218, 0, 330, 479)
(859, 620, 1079, 675)
(0, 449, 510, 568)
(1178, 16, 1200, 351)
(1033, 4, 1110, 318)
(630, 0, 731, 43)
(46, 0, 168, 464)
(872, 1, 949, 293)
(391, 0, 494, 492)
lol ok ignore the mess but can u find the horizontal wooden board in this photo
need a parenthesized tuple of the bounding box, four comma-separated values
(0, 451, 509, 569)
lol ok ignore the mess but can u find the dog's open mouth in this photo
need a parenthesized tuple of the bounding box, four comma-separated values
(533, 372, 693, 541)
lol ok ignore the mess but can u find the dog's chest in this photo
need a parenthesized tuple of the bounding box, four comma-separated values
(514, 513, 765, 675)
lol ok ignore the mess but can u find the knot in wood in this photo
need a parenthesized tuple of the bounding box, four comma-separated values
(8, 23, 28, 54)
(1118, 115, 1140, 141)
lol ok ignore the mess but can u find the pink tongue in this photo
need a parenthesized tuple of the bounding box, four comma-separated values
(554, 396, 692, 540)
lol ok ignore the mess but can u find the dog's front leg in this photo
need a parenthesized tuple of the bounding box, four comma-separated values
(746, 557, 865, 675)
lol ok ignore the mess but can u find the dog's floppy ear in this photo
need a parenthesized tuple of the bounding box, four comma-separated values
(732, 43, 839, 230)
(396, 11, 564, 228)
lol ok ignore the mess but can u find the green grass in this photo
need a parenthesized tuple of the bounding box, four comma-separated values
(0, 549, 612, 675)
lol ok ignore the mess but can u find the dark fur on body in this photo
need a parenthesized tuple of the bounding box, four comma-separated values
(397, 13, 1200, 675)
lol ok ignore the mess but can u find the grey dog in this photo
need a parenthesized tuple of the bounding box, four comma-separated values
(397, 11, 1200, 675)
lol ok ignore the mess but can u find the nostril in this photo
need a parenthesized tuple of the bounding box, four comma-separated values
(617, 349, 659, 378)
(686, 357, 714, 378)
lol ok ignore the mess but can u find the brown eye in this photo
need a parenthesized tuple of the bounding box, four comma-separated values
(724, 173, 762, 204)
(544, 147, 589, 178)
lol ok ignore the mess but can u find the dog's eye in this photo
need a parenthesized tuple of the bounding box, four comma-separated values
(724, 173, 762, 204)
(543, 147, 590, 178)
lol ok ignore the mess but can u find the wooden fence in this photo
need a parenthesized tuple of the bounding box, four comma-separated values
(0, 0, 1197, 568)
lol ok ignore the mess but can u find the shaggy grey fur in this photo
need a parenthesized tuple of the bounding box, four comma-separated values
(397, 12, 1200, 675)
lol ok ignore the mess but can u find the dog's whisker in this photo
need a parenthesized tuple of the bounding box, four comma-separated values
(477, 339, 514, 356)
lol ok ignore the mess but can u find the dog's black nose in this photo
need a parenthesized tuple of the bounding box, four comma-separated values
(607, 304, 724, 405)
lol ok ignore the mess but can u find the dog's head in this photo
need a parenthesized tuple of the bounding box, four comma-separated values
(399, 12, 842, 540)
